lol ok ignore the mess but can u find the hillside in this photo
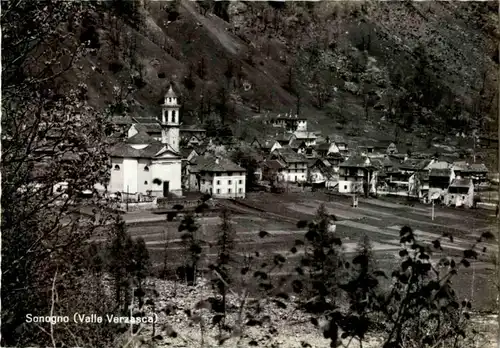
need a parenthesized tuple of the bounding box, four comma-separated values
(62, 1, 498, 145)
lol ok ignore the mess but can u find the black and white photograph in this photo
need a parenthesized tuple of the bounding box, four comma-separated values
(2, 0, 500, 347)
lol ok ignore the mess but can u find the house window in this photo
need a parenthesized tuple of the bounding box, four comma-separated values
(238, 188, 242, 193)
(239, 180, 242, 184)
(114, 165, 120, 171)
(216, 189, 221, 194)
(228, 180, 232, 185)
(144, 166, 149, 172)
(216, 180, 221, 185)
(228, 188, 232, 194)
(344, 185, 347, 190)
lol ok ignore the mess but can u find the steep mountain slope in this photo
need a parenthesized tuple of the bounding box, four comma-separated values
(68, 1, 498, 143)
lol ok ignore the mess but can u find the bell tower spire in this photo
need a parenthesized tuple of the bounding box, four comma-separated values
(161, 84, 180, 152)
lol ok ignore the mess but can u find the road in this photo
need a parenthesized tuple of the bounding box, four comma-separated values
(123, 192, 497, 311)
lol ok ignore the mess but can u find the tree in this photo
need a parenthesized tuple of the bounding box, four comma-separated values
(296, 204, 345, 313)
(178, 213, 204, 284)
(107, 218, 135, 311)
(210, 209, 236, 332)
(2, 2, 119, 345)
(132, 237, 151, 308)
(293, 220, 482, 348)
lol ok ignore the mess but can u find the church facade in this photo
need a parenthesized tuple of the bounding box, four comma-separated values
(108, 85, 183, 198)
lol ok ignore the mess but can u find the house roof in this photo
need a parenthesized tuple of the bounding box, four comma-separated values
(326, 152, 343, 160)
(264, 159, 286, 170)
(450, 178, 473, 187)
(272, 147, 308, 163)
(428, 161, 452, 170)
(316, 142, 331, 151)
(126, 131, 159, 145)
(276, 133, 293, 142)
(293, 131, 317, 140)
(289, 139, 305, 149)
(180, 147, 197, 159)
(369, 158, 384, 169)
(429, 168, 451, 177)
(453, 162, 488, 173)
(111, 115, 134, 125)
(190, 156, 245, 173)
(382, 156, 395, 167)
(399, 158, 432, 171)
(180, 125, 206, 132)
(339, 155, 374, 168)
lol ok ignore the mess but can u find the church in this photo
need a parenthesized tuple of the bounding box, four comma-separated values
(108, 85, 183, 198)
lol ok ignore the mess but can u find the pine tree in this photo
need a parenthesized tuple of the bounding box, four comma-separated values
(107, 218, 134, 312)
(132, 237, 151, 308)
(211, 209, 236, 330)
(301, 204, 344, 312)
(178, 213, 203, 284)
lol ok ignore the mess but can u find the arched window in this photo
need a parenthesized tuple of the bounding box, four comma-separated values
(144, 166, 149, 172)
(114, 164, 120, 171)
(172, 110, 176, 123)
(144, 181, 148, 185)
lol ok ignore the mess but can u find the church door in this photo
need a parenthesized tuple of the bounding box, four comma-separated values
(163, 181, 170, 197)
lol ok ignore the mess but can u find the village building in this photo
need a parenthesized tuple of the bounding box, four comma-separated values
(251, 136, 282, 154)
(326, 135, 349, 156)
(445, 178, 474, 208)
(269, 147, 308, 182)
(428, 167, 455, 201)
(338, 155, 378, 195)
(385, 158, 433, 196)
(187, 155, 246, 198)
(308, 158, 338, 189)
(386, 142, 398, 155)
(289, 131, 317, 147)
(262, 159, 287, 182)
(452, 161, 488, 185)
(267, 114, 307, 132)
(108, 85, 183, 199)
(180, 125, 206, 143)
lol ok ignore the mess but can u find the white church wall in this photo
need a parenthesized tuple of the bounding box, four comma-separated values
(109, 157, 124, 193)
(123, 158, 139, 194)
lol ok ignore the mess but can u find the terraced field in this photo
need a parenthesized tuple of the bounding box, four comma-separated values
(123, 192, 498, 311)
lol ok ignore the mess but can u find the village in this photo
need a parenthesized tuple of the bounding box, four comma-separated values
(101, 85, 493, 213)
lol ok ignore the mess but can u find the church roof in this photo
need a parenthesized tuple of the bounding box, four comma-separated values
(165, 85, 177, 98)
(110, 142, 180, 159)
(126, 131, 159, 145)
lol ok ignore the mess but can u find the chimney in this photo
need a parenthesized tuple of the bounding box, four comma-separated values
(215, 158, 219, 164)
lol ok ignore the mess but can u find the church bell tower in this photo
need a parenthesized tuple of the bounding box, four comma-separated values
(161, 84, 180, 153)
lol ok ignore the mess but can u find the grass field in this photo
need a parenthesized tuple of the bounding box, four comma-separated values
(125, 192, 497, 311)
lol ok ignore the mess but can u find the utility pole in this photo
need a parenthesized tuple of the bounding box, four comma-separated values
(497, 3, 500, 346)
(431, 199, 435, 221)
(126, 185, 129, 212)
